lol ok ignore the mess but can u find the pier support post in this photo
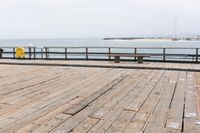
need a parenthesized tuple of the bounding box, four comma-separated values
(0, 48, 3, 59)
(33, 47, 36, 60)
(45, 48, 48, 60)
(163, 48, 166, 62)
(86, 48, 88, 60)
(13, 48, 15, 59)
(28, 47, 31, 59)
(196, 48, 198, 63)
(41, 48, 43, 59)
(134, 48, 137, 61)
(65, 48, 67, 60)
(108, 48, 111, 60)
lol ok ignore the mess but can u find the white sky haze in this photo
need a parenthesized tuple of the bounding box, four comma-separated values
(0, 0, 200, 38)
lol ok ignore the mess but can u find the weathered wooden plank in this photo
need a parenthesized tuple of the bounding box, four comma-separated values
(87, 71, 157, 132)
(102, 72, 164, 132)
(164, 71, 187, 132)
(0, 68, 126, 132)
(0, 117, 18, 129)
(103, 70, 156, 110)
(143, 71, 179, 133)
(0, 66, 44, 84)
(61, 70, 151, 133)
(1, 96, 82, 133)
(0, 65, 39, 78)
(49, 70, 146, 132)
(70, 117, 100, 133)
(0, 63, 200, 133)
(0, 69, 87, 112)
(0, 69, 110, 131)
(50, 73, 130, 133)
(125, 70, 164, 112)
(15, 97, 83, 133)
(106, 110, 136, 133)
(0, 72, 61, 96)
(21, 68, 103, 100)
(124, 71, 169, 133)
(27, 114, 71, 133)
(64, 74, 129, 115)
(182, 72, 200, 133)
(33, 68, 118, 109)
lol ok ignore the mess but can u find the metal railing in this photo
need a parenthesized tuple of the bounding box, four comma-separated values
(0, 46, 199, 63)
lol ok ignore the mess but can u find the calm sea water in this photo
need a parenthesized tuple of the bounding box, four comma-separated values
(0, 38, 200, 48)
(1, 38, 200, 61)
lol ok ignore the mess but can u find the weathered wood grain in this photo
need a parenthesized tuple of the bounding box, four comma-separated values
(0, 63, 199, 133)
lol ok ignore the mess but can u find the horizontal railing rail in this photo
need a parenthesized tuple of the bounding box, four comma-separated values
(0, 46, 200, 63)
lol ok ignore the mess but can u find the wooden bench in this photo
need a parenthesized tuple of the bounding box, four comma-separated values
(108, 54, 151, 63)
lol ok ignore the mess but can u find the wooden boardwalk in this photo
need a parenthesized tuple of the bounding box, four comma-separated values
(0, 61, 200, 133)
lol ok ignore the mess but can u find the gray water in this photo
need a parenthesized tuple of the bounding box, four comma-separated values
(1, 38, 200, 61)
(0, 38, 200, 48)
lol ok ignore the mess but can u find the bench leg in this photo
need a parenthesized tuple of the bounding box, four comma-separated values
(137, 57, 143, 63)
(114, 56, 120, 63)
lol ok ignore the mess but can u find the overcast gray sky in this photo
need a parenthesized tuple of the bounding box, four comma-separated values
(0, 0, 200, 39)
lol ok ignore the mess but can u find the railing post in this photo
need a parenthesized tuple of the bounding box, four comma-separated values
(48, 48, 49, 59)
(13, 48, 15, 59)
(86, 48, 88, 60)
(134, 48, 137, 61)
(41, 48, 43, 59)
(45, 48, 48, 59)
(0, 48, 3, 59)
(108, 48, 111, 60)
(65, 48, 68, 60)
(163, 48, 166, 62)
(28, 47, 31, 59)
(34, 47, 36, 60)
(196, 48, 198, 63)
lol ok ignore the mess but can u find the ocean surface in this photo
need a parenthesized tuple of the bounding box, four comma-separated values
(0, 38, 200, 48)
(1, 38, 200, 61)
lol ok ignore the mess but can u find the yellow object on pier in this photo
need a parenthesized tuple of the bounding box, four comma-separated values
(16, 47, 25, 58)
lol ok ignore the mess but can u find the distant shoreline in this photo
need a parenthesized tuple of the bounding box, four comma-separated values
(104, 38, 173, 42)
(113, 39, 173, 42)
(104, 37, 145, 40)
(103, 38, 200, 42)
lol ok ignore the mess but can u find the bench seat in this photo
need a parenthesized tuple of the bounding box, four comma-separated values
(108, 54, 151, 63)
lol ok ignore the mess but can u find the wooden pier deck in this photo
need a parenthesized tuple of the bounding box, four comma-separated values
(0, 60, 200, 133)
